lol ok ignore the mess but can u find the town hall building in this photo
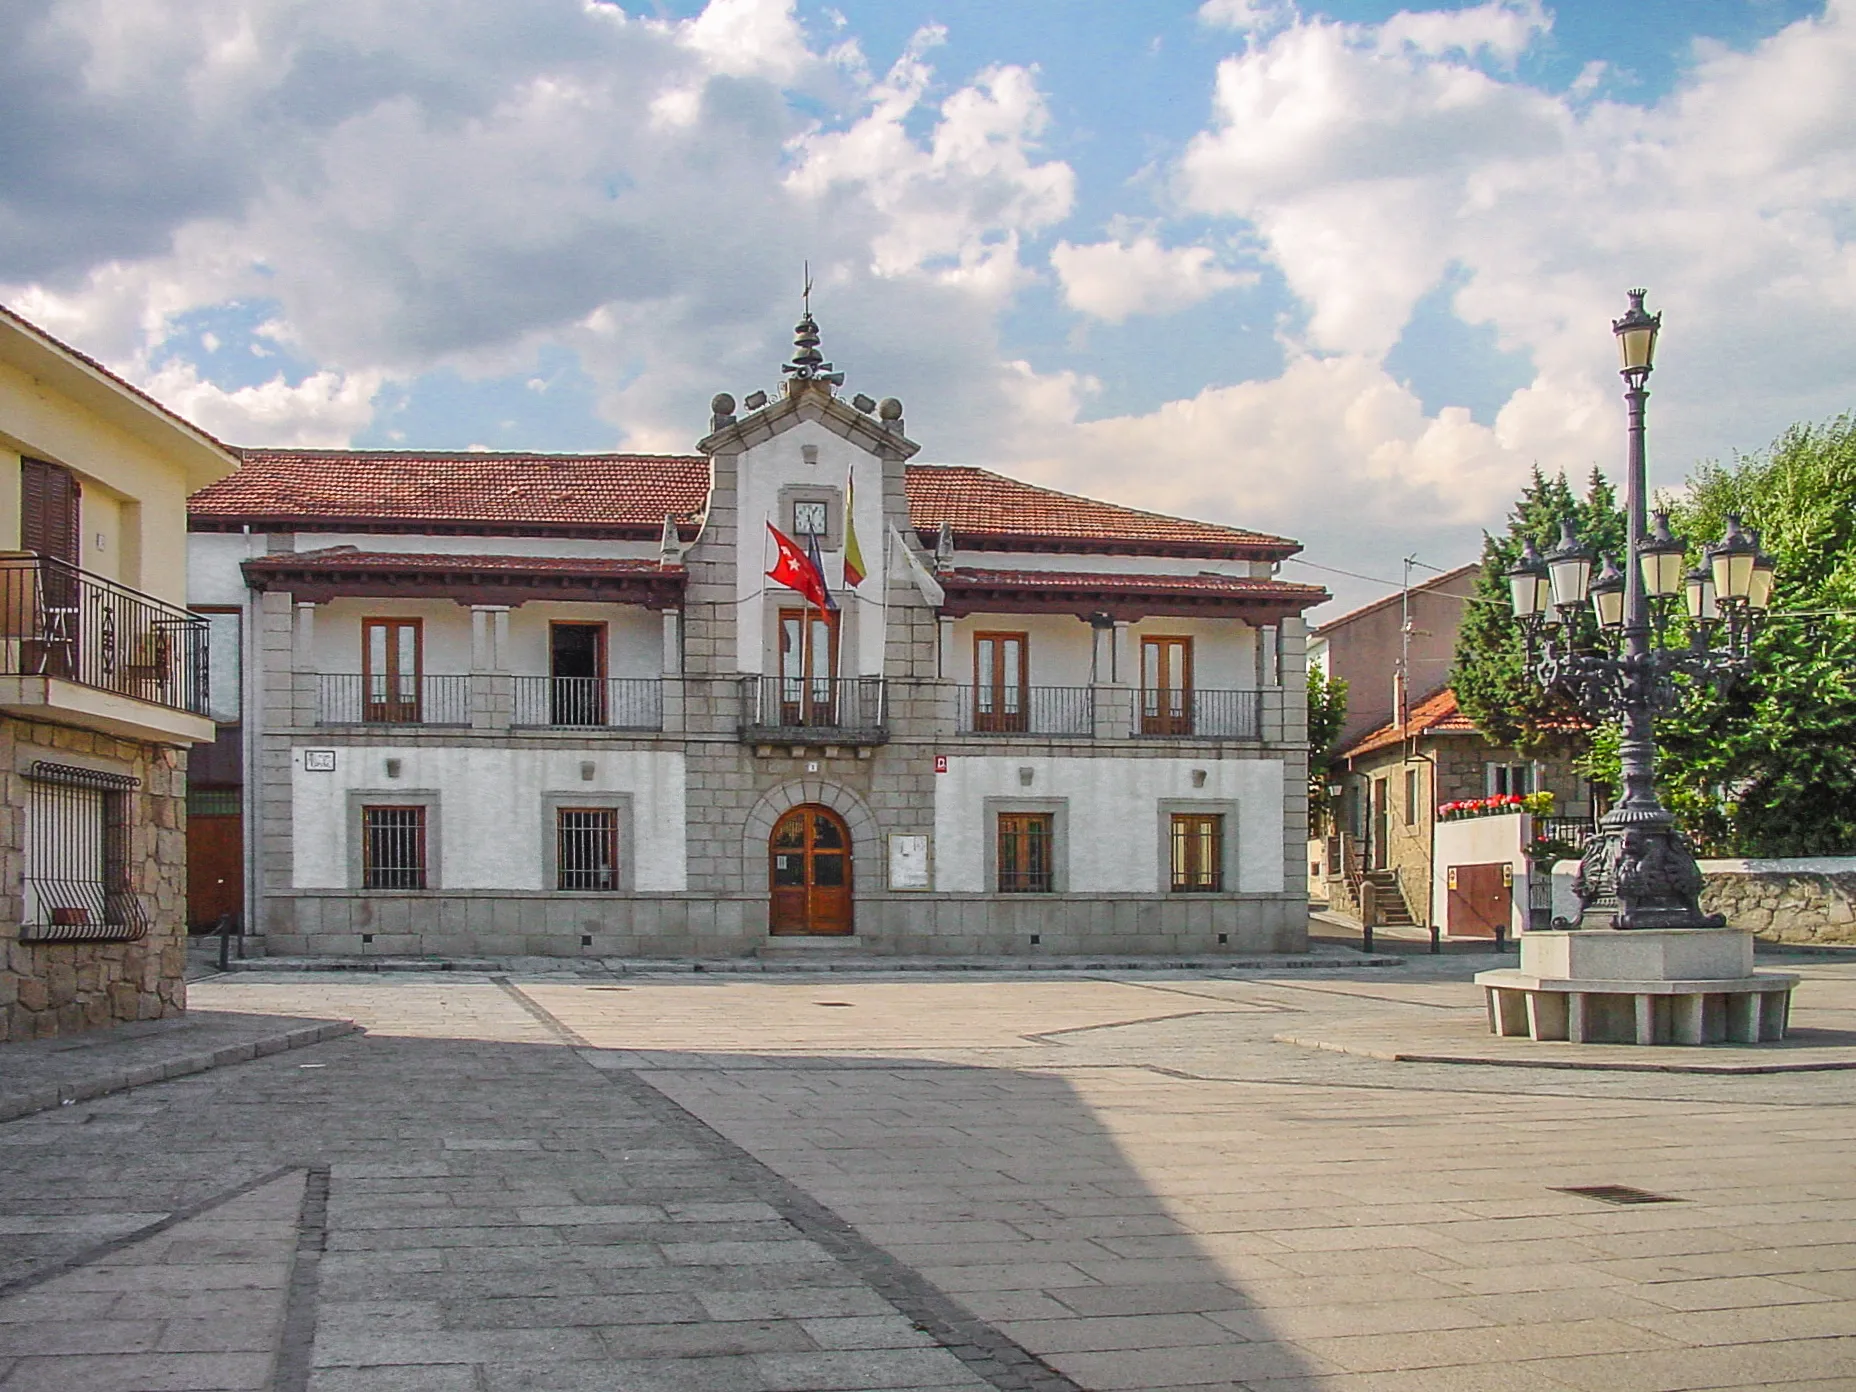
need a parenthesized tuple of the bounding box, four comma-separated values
(185, 316, 1326, 958)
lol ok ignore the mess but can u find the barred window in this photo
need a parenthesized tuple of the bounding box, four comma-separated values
(22, 762, 144, 940)
(997, 812, 1054, 894)
(362, 806, 426, 889)
(1170, 813, 1223, 893)
(557, 809, 618, 891)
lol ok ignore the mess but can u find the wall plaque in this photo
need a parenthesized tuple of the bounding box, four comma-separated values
(303, 750, 336, 772)
(888, 834, 930, 891)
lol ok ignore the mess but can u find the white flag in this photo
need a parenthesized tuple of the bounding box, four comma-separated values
(888, 522, 945, 606)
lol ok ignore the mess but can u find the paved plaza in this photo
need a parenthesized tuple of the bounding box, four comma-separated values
(4, 949, 1856, 1390)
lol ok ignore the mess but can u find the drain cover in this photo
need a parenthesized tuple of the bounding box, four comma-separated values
(1554, 1185, 1683, 1206)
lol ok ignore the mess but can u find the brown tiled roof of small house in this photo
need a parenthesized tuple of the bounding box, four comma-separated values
(1340, 687, 1480, 760)
(904, 465, 1298, 559)
(190, 449, 1299, 558)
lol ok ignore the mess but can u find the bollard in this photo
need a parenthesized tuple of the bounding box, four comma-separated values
(216, 911, 241, 971)
(1359, 881, 1377, 955)
(1429, 923, 1441, 954)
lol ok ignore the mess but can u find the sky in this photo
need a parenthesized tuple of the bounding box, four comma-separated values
(2, 0, 1850, 615)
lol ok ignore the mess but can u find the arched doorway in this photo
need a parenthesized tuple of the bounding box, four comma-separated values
(769, 805, 853, 936)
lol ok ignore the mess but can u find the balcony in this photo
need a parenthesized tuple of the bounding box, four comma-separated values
(740, 676, 887, 746)
(955, 685, 1093, 737)
(512, 676, 664, 731)
(317, 674, 472, 726)
(1134, 688, 1262, 740)
(0, 554, 214, 744)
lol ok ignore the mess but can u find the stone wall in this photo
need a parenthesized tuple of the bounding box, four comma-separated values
(1699, 857, 1856, 945)
(0, 716, 188, 1042)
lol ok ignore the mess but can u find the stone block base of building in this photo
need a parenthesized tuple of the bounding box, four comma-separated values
(254, 891, 1310, 960)
(1476, 929, 1797, 1046)
(1, 717, 189, 1043)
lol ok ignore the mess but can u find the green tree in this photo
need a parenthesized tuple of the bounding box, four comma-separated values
(1652, 415, 1856, 855)
(1450, 467, 1625, 754)
(1306, 665, 1349, 832)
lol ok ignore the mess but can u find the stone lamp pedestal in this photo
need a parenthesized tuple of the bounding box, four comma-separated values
(1476, 929, 1797, 1046)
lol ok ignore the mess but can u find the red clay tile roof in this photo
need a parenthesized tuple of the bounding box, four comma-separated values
(190, 449, 1299, 557)
(905, 465, 1298, 559)
(940, 567, 1326, 620)
(1341, 687, 1480, 759)
(191, 449, 710, 536)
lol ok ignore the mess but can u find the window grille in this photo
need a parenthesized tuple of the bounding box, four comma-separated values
(997, 812, 1054, 893)
(1170, 813, 1224, 893)
(21, 761, 146, 941)
(362, 806, 426, 889)
(557, 809, 618, 891)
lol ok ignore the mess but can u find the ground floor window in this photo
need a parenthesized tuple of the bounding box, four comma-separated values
(1169, 812, 1224, 893)
(997, 812, 1054, 893)
(362, 806, 427, 889)
(22, 761, 144, 935)
(556, 808, 619, 891)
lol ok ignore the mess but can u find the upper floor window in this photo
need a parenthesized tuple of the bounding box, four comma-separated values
(973, 632, 1027, 733)
(1486, 762, 1533, 797)
(19, 458, 80, 566)
(363, 618, 422, 724)
(1140, 636, 1193, 736)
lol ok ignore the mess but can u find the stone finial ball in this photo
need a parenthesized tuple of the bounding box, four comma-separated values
(711, 393, 736, 416)
(878, 397, 903, 421)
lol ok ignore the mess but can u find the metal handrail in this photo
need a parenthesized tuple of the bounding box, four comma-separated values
(0, 554, 208, 717)
(954, 685, 1093, 736)
(316, 674, 472, 725)
(511, 676, 664, 730)
(1133, 688, 1262, 739)
(740, 675, 886, 734)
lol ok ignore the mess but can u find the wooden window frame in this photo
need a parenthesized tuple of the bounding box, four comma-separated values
(362, 618, 423, 724)
(996, 811, 1056, 894)
(972, 631, 1029, 733)
(361, 804, 427, 890)
(1140, 635, 1195, 736)
(1168, 812, 1224, 893)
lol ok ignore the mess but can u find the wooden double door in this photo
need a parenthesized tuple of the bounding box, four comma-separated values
(769, 805, 853, 935)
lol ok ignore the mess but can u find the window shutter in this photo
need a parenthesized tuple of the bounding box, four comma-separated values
(20, 459, 79, 563)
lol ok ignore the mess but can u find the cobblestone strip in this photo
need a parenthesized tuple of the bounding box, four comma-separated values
(271, 1165, 330, 1392)
(614, 1067, 1086, 1392)
(491, 976, 591, 1046)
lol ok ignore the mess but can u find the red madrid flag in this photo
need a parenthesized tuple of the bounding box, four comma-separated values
(766, 523, 835, 611)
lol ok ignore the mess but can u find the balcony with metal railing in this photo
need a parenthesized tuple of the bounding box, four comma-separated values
(1133, 688, 1262, 740)
(0, 553, 213, 743)
(954, 685, 1094, 737)
(511, 676, 664, 730)
(739, 676, 887, 745)
(316, 674, 473, 726)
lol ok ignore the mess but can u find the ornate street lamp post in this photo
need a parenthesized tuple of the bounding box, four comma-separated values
(1505, 290, 1776, 930)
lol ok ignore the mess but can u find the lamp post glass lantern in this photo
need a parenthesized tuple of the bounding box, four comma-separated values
(1507, 289, 1773, 930)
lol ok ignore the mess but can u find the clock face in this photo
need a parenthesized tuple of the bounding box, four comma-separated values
(794, 501, 828, 537)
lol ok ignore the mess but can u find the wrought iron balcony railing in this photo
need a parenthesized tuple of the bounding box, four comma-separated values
(317, 674, 472, 726)
(512, 676, 664, 730)
(740, 676, 886, 741)
(0, 554, 208, 718)
(954, 685, 1094, 736)
(1134, 688, 1262, 740)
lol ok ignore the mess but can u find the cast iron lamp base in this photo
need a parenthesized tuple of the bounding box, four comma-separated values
(1556, 812, 1726, 932)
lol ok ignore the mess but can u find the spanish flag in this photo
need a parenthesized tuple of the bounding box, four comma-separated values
(843, 470, 867, 587)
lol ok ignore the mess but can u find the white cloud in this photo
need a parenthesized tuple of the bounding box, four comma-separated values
(1050, 236, 1255, 322)
(1199, 0, 1297, 35)
(140, 360, 383, 448)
